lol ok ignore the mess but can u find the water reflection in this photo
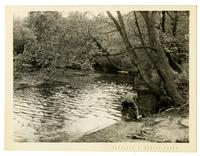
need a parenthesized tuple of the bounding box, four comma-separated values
(14, 74, 134, 142)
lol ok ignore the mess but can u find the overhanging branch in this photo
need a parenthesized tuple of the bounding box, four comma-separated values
(97, 46, 158, 57)
(91, 36, 125, 70)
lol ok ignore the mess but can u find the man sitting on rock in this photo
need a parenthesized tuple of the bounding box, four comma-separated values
(121, 92, 142, 120)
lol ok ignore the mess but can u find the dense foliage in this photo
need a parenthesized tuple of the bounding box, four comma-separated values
(14, 11, 188, 73)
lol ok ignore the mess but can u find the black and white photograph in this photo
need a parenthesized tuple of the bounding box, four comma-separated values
(4, 5, 197, 151)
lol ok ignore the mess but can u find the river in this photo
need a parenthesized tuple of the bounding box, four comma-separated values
(14, 72, 146, 142)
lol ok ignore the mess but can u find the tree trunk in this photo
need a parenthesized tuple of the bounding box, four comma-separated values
(107, 11, 161, 97)
(161, 11, 166, 32)
(140, 11, 183, 106)
(172, 11, 178, 37)
(166, 11, 179, 37)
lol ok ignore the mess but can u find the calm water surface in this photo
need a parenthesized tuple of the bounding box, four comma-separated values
(14, 73, 135, 142)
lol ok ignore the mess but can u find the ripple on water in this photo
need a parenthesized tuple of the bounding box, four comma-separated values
(14, 74, 133, 142)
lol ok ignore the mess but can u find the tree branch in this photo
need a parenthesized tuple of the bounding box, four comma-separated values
(140, 11, 150, 21)
(106, 11, 121, 31)
(117, 11, 125, 30)
(134, 12, 146, 48)
(98, 46, 158, 57)
(91, 36, 125, 70)
(104, 29, 118, 34)
(134, 12, 158, 62)
(116, 11, 133, 49)
(166, 11, 174, 20)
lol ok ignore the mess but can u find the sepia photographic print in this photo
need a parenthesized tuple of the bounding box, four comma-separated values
(5, 6, 196, 151)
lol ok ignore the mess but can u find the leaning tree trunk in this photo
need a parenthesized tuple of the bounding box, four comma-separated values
(106, 11, 161, 97)
(140, 11, 183, 106)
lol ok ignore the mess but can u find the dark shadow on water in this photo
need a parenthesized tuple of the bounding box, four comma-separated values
(94, 73, 134, 86)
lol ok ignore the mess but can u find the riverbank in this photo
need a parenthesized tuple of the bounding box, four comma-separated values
(75, 112, 189, 143)
(14, 70, 189, 143)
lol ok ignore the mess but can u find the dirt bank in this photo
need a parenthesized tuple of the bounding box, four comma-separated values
(75, 113, 189, 143)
